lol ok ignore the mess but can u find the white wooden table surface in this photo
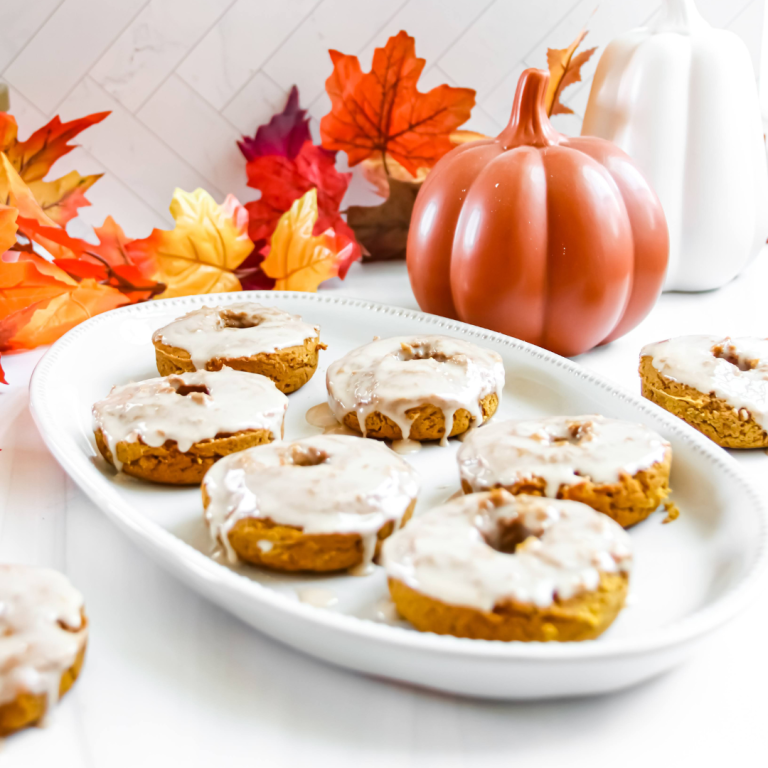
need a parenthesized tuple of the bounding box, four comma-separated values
(2, 259, 767, 768)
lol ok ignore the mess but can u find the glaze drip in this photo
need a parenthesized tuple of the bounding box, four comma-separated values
(92, 368, 288, 470)
(457, 415, 669, 495)
(202, 434, 420, 565)
(0, 565, 87, 709)
(642, 335, 768, 429)
(382, 490, 632, 611)
(153, 302, 319, 369)
(326, 335, 505, 442)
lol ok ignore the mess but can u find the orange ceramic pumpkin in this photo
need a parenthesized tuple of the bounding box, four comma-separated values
(406, 68, 669, 357)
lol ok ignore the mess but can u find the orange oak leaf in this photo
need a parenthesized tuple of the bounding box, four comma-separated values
(320, 31, 476, 176)
(261, 189, 347, 291)
(0, 111, 108, 224)
(126, 189, 252, 299)
(545, 30, 597, 117)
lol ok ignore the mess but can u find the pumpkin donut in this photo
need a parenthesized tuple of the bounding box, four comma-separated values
(93, 368, 287, 485)
(640, 335, 768, 448)
(202, 434, 420, 572)
(326, 335, 504, 443)
(152, 302, 324, 394)
(0, 565, 88, 736)
(383, 490, 632, 642)
(457, 415, 671, 528)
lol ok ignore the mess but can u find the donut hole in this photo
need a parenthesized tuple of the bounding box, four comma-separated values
(219, 309, 261, 329)
(172, 383, 211, 397)
(712, 343, 757, 371)
(483, 518, 539, 554)
(551, 421, 593, 445)
(289, 445, 330, 467)
(396, 341, 450, 363)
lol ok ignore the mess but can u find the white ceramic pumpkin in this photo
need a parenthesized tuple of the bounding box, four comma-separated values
(582, 0, 768, 292)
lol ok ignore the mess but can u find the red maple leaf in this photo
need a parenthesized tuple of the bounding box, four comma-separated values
(237, 86, 312, 161)
(245, 140, 351, 242)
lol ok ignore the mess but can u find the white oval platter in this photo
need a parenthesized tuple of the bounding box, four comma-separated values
(29, 291, 768, 699)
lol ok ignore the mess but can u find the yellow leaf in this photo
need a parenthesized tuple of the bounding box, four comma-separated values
(545, 29, 597, 117)
(128, 188, 253, 299)
(261, 188, 343, 292)
(27, 171, 102, 226)
(0, 204, 18, 253)
(0, 153, 57, 226)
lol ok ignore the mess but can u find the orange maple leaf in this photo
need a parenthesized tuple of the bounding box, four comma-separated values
(126, 188, 253, 299)
(320, 31, 475, 177)
(545, 30, 597, 117)
(261, 189, 349, 291)
(17, 214, 162, 302)
(0, 259, 74, 321)
(6, 278, 128, 350)
(0, 204, 18, 254)
(0, 111, 108, 225)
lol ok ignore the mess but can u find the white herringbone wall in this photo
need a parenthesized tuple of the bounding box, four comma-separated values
(0, 0, 762, 238)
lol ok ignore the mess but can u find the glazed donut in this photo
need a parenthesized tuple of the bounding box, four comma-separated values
(383, 490, 632, 642)
(457, 415, 671, 528)
(326, 335, 504, 442)
(0, 565, 88, 736)
(202, 434, 420, 572)
(641, 335, 768, 448)
(152, 302, 324, 393)
(93, 367, 287, 484)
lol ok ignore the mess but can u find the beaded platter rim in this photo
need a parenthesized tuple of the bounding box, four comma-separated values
(29, 290, 768, 660)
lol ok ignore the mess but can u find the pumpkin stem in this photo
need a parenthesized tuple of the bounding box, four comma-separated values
(653, 0, 708, 34)
(498, 68, 562, 149)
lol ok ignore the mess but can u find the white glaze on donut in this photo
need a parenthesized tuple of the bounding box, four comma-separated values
(642, 335, 768, 429)
(382, 491, 632, 611)
(457, 415, 669, 495)
(92, 368, 288, 470)
(152, 302, 319, 370)
(0, 565, 87, 709)
(202, 434, 420, 565)
(326, 335, 505, 442)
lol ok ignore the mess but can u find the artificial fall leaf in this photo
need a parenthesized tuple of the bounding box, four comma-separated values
(545, 30, 597, 117)
(237, 86, 311, 162)
(261, 189, 347, 291)
(234, 245, 276, 291)
(320, 31, 476, 177)
(0, 204, 18, 253)
(0, 111, 108, 225)
(361, 154, 429, 198)
(347, 179, 421, 262)
(0, 153, 56, 226)
(16, 214, 162, 302)
(0, 259, 74, 320)
(7, 278, 128, 350)
(245, 140, 351, 243)
(27, 171, 100, 226)
(126, 189, 252, 299)
(360, 130, 484, 197)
